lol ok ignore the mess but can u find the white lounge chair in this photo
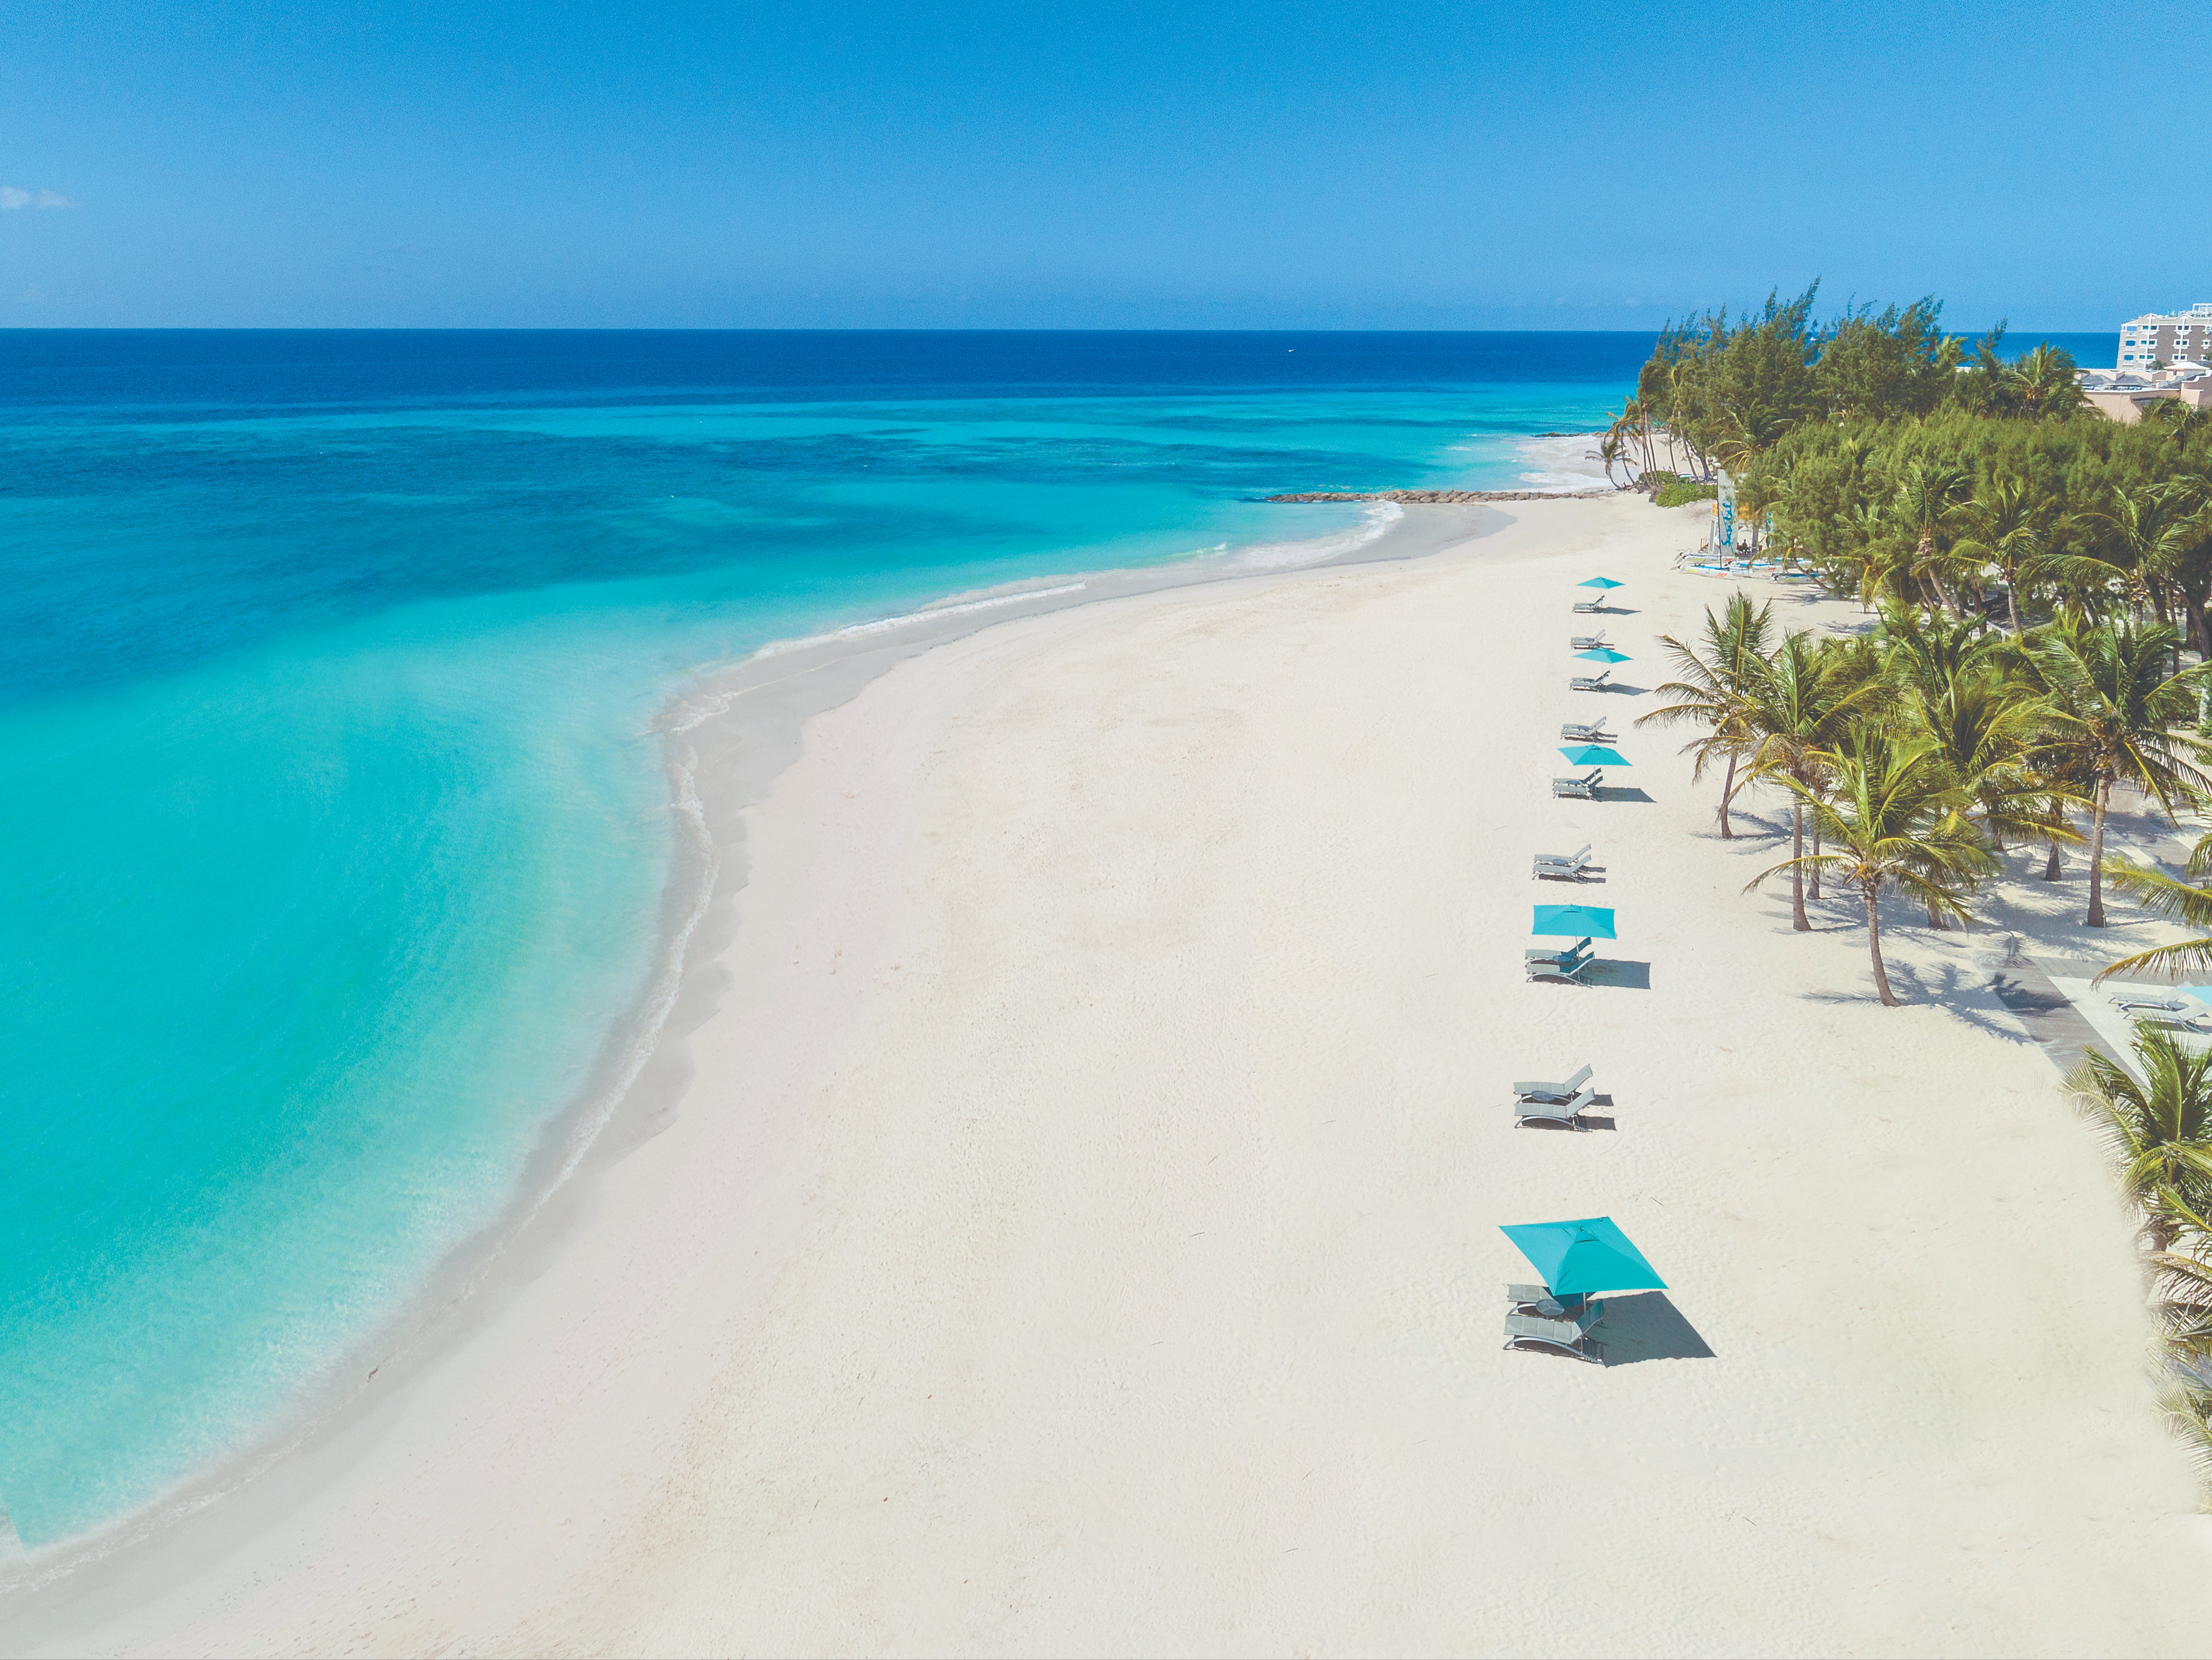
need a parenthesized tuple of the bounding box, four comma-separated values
(1570, 630, 1608, 650)
(1532, 844, 1596, 881)
(1513, 1063, 1593, 1103)
(1525, 946, 1599, 983)
(1507, 1283, 1588, 1314)
(1571, 597, 1604, 614)
(1559, 721, 1616, 742)
(1513, 1085, 1599, 1129)
(2110, 993, 2192, 1015)
(1504, 1301, 1605, 1363)
(1525, 936, 1594, 964)
(1552, 769, 1602, 799)
(1569, 668, 1612, 693)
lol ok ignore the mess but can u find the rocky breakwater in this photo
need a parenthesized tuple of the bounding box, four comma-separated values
(1263, 487, 1620, 504)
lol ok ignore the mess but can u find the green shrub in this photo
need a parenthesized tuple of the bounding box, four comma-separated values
(1652, 474, 1718, 508)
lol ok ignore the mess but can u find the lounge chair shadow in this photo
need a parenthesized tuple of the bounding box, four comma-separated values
(1578, 959, 1650, 989)
(1535, 869, 1607, 884)
(1516, 1113, 1618, 1133)
(1583, 682, 1650, 696)
(1597, 1292, 1714, 1364)
(1592, 787, 1653, 804)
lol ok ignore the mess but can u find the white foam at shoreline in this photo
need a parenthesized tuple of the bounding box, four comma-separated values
(1509, 433, 1614, 493)
(743, 500, 1404, 666)
(748, 582, 1094, 661)
(1228, 501, 1403, 571)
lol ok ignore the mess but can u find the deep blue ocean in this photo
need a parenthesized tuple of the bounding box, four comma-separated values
(0, 328, 2111, 1548)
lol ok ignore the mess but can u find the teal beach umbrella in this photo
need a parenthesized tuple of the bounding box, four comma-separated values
(1558, 745, 1628, 767)
(1577, 577, 1625, 590)
(1574, 647, 1632, 663)
(1532, 903, 1615, 938)
(1500, 1216, 1667, 1296)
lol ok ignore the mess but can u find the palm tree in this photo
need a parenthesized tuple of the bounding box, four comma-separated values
(2102, 481, 2212, 649)
(2003, 342, 2087, 421)
(1890, 462, 1977, 618)
(1843, 499, 1914, 612)
(1879, 604, 2008, 704)
(2098, 830, 2212, 980)
(1712, 400, 1800, 475)
(1958, 475, 2049, 634)
(1639, 593, 1774, 840)
(2065, 1027, 2212, 1248)
(2144, 1184, 2212, 1346)
(1903, 675, 2064, 851)
(2030, 620, 2212, 926)
(1597, 427, 1628, 488)
(1748, 726, 1999, 1005)
(2157, 1383, 2212, 1491)
(1739, 630, 1866, 930)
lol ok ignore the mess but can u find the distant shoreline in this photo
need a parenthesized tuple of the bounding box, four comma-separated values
(1265, 487, 1618, 504)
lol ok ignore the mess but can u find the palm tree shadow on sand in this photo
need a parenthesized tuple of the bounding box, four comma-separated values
(1801, 957, 2039, 1045)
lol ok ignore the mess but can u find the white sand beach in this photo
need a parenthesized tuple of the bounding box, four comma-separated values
(14, 495, 2212, 1656)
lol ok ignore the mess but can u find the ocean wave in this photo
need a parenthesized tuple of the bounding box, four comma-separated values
(1505, 433, 1614, 493)
(746, 581, 1093, 661)
(1228, 500, 1404, 571)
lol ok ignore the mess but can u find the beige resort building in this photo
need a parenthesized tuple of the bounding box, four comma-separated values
(2076, 304, 2212, 422)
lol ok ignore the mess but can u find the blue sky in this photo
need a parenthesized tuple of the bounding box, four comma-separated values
(0, 0, 2188, 329)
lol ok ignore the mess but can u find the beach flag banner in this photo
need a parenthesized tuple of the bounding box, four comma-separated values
(1558, 745, 1628, 767)
(1531, 903, 1615, 938)
(1574, 647, 1631, 663)
(1577, 577, 1625, 590)
(1500, 1216, 1668, 1296)
(1716, 470, 1736, 550)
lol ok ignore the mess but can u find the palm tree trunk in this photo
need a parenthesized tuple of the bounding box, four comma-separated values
(2086, 778, 2112, 926)
(1790, 800, 1809, 931)
(1719, 750, 1737, 840)
(1865, 885, 1900, 1006)
(1927, 568, 1962, 620)
(2005, 571, 2024, 634)
(1808, 820, 1822, 900)
(2185, 586, 2212, 662)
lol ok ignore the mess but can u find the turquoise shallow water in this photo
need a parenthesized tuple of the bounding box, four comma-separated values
(0, 330, 1647, 1546)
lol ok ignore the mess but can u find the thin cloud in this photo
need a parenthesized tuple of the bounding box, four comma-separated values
(0, 187, 75, 210)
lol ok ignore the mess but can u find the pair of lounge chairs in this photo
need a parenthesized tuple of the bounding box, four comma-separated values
(2110, 992, 2198, 1014)
(1532, 844, 1597, 882)
(2109, 992, 2212, 1030)
(1525, 938, 1598, 983)
(1511, 1062, 1599, 1129)
(1504, 1284, 1605, 1362)
(1570, 668, 1612, 693)
(1558, 721, 1615, 743)
(1551, 769, 1602, 800)
(1571, 596, 1606, 615)
(1569, 629, 1607, 651)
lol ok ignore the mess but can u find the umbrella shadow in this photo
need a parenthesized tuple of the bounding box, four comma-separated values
(1598, 1293, 1714, 1364)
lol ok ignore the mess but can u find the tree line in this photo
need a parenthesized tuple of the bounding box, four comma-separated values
(1624, 286, 2212, 1491)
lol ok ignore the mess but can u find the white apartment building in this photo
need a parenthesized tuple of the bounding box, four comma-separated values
(2119, 303, 2212, 367)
